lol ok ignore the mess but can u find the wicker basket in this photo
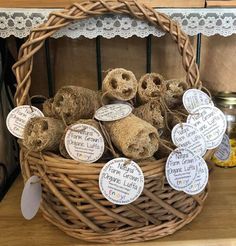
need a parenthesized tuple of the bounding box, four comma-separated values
(13, 0, 213, 243)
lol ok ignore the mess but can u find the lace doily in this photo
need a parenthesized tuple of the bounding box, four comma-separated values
(0, 8, 236, 38)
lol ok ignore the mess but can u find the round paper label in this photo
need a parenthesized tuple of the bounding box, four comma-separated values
(21, 176, 42, 220)
(65, 124, 105, 163)
(165, 148, 198, 191)
(214, 134, 231, 161)
(187, 106, 227, 149)
(184, 156, 209, 195)
(183, 89, 214, 113)
(94, 103, 132, 121)
(6, 105, 44, 139)
(171, 123, 207, 157)
(99, 158, 144, 205)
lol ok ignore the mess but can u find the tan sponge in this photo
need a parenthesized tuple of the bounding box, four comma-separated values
(104, 114, 159, 160)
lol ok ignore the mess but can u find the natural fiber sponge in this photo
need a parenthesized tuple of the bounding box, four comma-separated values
(59, 119, 102, 159)
(105, 114, 159, 159)
(164, 79, 189, 108)
(52, 86, 100, 125)
(137, 73, 164, 104)
(23, 117, 65, 152)
(133, 100, 164, 130)
(102, 68, 138, 101)
(42, 98, 55, 117)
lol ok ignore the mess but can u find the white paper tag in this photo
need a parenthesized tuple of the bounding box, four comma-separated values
(171, 123, 207, 157)
(6, 105, 44, 139)
(183, 89, 214, 113)
(21, 176, 42, 220)
(187, 106, 227, 149)
(65, 124, 105, 163)
(165, 148, 198, 191)
(184, 156, 209, 195)
(94, 103, 132, 121)
(99, 158, 144, 205)
(214, 134, 231, 161)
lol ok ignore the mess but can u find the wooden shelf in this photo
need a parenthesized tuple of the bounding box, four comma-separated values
(207, 0, 236, 7)
(1, 167, 236, 245)
(0, 0, 205, 8)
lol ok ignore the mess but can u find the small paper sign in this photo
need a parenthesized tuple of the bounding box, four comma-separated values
(187, 106, 227, 149)
(183, 89, 214, 113)
(65, 124, 105, 163)
(6, 105, 44, 139)
(214, 134, 231, 161)
(171, 123, 207, 157)
(21, 176, 42, 220)
(165, 148, 198, 191)
(99, 158, 144, 205)
(94, 103, 132, 121)
(184, 156, 209, 195)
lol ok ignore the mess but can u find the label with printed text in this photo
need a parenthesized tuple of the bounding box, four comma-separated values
(183, 89, 214, 113)
(171, 123, 207, 157)
(94, 103, 132, 121)
(184, 156, 209, 195)
(165, 148, 198, 191)
(65, 124, 105, 163)
(187, 106, 227, 149)
(214, 134, 231, 161)
(99, 158, 144, 205)
(6, 105, 44, 139)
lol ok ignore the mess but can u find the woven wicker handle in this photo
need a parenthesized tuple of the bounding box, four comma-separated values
(13, 0, 201, 106)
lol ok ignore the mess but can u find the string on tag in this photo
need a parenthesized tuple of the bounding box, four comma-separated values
(101, 91, 109, 106)
(159, 138, 175, 153)
(30, 151, 48, 185)
(124, 159, 132, 166)
(60, 112, 69, 127)
(98, 121, 119, 158)
(201, 86, 213, 104)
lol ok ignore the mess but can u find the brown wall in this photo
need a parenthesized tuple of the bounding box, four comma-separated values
(27, 34, 236, 97)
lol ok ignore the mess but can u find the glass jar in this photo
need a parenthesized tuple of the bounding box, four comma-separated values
(212, 92, 236, 167)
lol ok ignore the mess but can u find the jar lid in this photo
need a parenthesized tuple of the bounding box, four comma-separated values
(214, 92, 236, 106)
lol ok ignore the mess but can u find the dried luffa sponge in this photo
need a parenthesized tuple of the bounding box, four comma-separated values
(102, 68, 138, 101)
(164, 79, 189, 108)
(133, 100, 164, 130)
(23, 117, 65, 152)
(42, 98, 55, 117)
(105, 114, 159, 160)
(137, 73, 164, 104)
(59, 119, 104, 159)
(52, 86, 100, 125)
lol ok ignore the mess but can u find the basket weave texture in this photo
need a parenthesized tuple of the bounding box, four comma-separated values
(13, 0, 211, 243)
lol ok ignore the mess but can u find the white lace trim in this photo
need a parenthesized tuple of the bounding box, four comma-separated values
(0, 8, 236, 38)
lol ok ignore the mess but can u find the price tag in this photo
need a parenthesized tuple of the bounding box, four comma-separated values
(94, 103, 132, 121)
(171, 123, 207, 157)
(21, 176, 42, 220)
(184, 156, 209, 195)
(214, 134, 231, 161)
(183, 89, 214, 113)
(65, 124, 105, 163)
(6, 105, 44, 139)
(187, 106, 227, 149)
(99, 158, 144, 205)
(165, 148, 198, 191)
